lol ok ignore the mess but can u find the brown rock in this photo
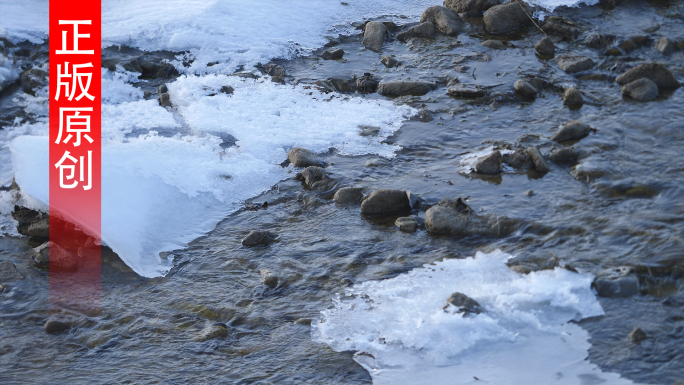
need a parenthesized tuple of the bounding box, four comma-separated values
(615, 63, 680, 90)
(360, 189, 411, 215)
(421, 5, 462, 35)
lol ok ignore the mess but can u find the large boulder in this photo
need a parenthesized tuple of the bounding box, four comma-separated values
(556, 55, 595, 73)
(622, 78, 659, 102)
(483, 2, 533, 35)
(615, 63, 680, 90)
(425, 198, 511, 237)
(421, 5, 462, 35)
(444, 0, 499, 15)
(363, 21, 388, 51)
(397, 22, 435, 41)
(287, 148, 321, 168)
(360, 189, 412, 215)
(377, 81, 435, 97)
(551, 121, 591, 143)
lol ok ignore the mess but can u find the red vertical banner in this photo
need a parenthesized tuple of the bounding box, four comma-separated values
(49, 1, 101, 312)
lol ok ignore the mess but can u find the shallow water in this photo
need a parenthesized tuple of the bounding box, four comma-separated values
(2, 0, 684, 384)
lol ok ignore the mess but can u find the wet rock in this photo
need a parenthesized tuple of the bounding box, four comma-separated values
(377, 81, 434, 97)
(481, 40, 506, 49)
(448, 84, 485, 98)
(445, 292, 483, 315)
(301, 166, 327, 187)
(605, 47, 622, 56)
(551, 121, 591, 143)
(510, 265, 531, 274)
(615, 63, 680, 90)
(0, 261, 23, 282)
(483, 2, 533, 35)
(45, 319, 73, 335)
(359, 125, 381, 137)
(526, 147, 550, 173)
(502, 149, 533, 168)
(446, 0, 498, 15)
(20, 68, 48, 95)
(33, 242, 78, 272)
(363, 21, 388, 51)
(420, 5, 462, 36)
(381, 56, 399, 68)
(622, 78, 659, 102)
(514, 79, 540, 98)
(159, 93, 172, 107)
(158, 84, 168, 94)
(360, 189, 412, 215)
(556, 54, 594, 73)
(541, 16, 581, 41)
(321, 48, 344, 60)
(655, 38, 675, 55)
(220, 85, 234, 95)
(475, 150, 502, 175)
(629, 328, 647, 343)
(333, 187, 364, 205)
(397, 22, 435, 41)
(535, 37, 555, 56)
(582, 34, 607, 49)
(562, 87, 583, 106)
(414, 107, 433, 122)
(619, 36, 650, 53)
(395, 216, 418, 232)
(355, 73, 379, 93)
(264, 64, 286, 78)
(27, 218, 49, 240)
(549, 147, 577, 163)
(593, 276, 639, 298)
(259, 269, 279, 288)
(425, 198, 509, 237)
(242, 231, 280, 247)
(287, 147, 321, 168)
(195, 324, 228, 342)
(294, 318, 312, 325)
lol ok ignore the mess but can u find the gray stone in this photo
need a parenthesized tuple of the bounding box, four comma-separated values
(159, 93, 172, 107)
(541, 16, 581, 41)
(242, 230, 280, 247)
(377, 81, 434, 97)
(397, 22, 435, 41)
(0, 261, 23, 282)
(655, 38, 675, 55)
(444, 0, 499, 15)
(27, 218, 49, 240)
(355, 74, 379, 93)
(420, 5, 462, 35)
(562, 87, 583, 106)
(395, 217, 418, 232)
(33, 242, 78, 272)
(549, 147, 577, 163)
(321, 48, 344, 60)
(334, 187, 364, 205)
(535, 37, 555, 56)
(556, 55, 594, 73)
(445, 292, 483, 315)
(629, 328, 647, 343)
(220, 85, 234, 95)
(551, 121, 591, 143)
(259, 269, 279, 288)
(195, 324, 228, 342)
(481, 40, 506, 49)
(45, 319, 73, 335)
(475, 150, 502, 175)
(593, 276, 639, 298)
(301, 166, 327, 187)
(19, 68, 48, 95)
(526, 147, 550, 173)
(360, 189, 412, 215)
(622, 78, 659, 102)
(425, 198, 508, 237)
(264, 64, 286, 78)
(414, 108, 433, 122)
(363, 21, 388, 51)
(287, 147, 321, 168)
(448, 84, 485, 98)
(483, 2, 533, 35)
(514, 79, 540, 98)
(615, 63, 680, 89)
(158, 84, 168, 94)
(510, 265, 531, 274)
(502, 149, 533, 168)
(381, 56, 399, 68)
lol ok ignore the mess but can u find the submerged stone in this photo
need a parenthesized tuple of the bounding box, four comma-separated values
(360, 189, 412, 215)
(551, 121, 591, 143)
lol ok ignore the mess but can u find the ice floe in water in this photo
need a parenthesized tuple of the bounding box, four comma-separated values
(313, 250, 636, 385)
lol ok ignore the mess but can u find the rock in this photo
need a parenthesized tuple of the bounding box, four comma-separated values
(655, 38, 675, 55)
(622, 78, 659, 102)
(259, 269, 279, 288)
(19, 68, 48, 95)
(524, 189, 534, 196)
(615, 63, 680, 90)
(444, 0, 498, 15)
(582, 34, 607, 49)
(301, 166, 327, 187)
(158, 85, 168, 94)
(159, 93, 172, 107)
(381, 56, 399, 68)
(355, 73, 379, 93)
(377, 81, 434, 97)
(541, 16, 580, 41)
(287, 148, 321, 167)
(445, 292, 483, 315)
(33, 242, 78, 272)
(593, 276, 639, 298)
(333, 187, 364, 205)
(242, 230, 280, 247)
(556, 55, 594, 73)
(414, 107, 433, 122)
(549, 147, 577, 163)
(45, 319, 73, 335)
(12, 206, 43, 236)
(535, 37, 555, 56)
(628, 328, 647, 343)
(220, 85, 234, 95)
(397, 22, 435, 41)
(483, 2, 533, 35)
(420, 5, 462, 35)
(526, 147, 550, 173)
(481, 40, 506, 49)
(321, 48, 344, 60)
(360, 189, 412, 215)
(395, 217, 418, 232)
(27, 218, 49, 240)
(502, 149, 533, 168)
(425, 198, 508, 237)
(363, 21, 388, 51)
(448, 84, 485, 98)
(0, 261, 23, 282)
(514, 79, 540, 98)
(475, 150, 502, 175)
(620, 36, 651, 53)
(551, 121, 591, 143)
(264, 64, 286, 78)
(195, 324, 228, 342)
(359, 125, 381, 137)
(562, 87, 583, 106)
(510, 265, 531, 274)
